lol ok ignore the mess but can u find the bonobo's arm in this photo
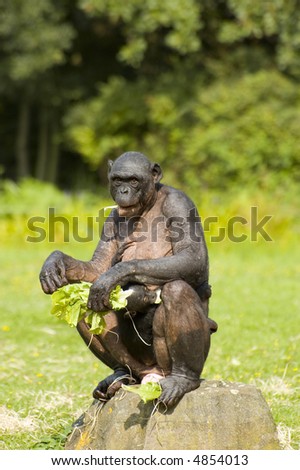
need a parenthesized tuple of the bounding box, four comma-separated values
(88, 190, 209, 311)
(40, 214, 117, 294)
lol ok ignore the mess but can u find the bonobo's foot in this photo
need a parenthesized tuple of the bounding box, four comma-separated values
(158, 375, 200, 408)
(93, 369, 136, 401)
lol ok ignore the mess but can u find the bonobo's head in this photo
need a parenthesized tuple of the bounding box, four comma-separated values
(108, 152, 163, 217)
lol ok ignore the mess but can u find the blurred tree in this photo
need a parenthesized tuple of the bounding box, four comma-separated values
(218, 0, 300, 78)
(79, 0, 202, 66)
(0, 0, 75, 179)
(64, 0, 300, 191)
(0, 0, 299, 192)
(181, 70, 300, 190)
(63, 0, 205, 170)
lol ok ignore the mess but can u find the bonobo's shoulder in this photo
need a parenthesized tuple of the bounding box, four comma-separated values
(159, 184, 196, 215)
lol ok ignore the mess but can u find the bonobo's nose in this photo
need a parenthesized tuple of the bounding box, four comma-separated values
(120, 187, 129, 194)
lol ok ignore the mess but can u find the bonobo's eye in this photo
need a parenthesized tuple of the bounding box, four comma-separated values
(130, 178, 139, 188)
(113, 178, 122, 187)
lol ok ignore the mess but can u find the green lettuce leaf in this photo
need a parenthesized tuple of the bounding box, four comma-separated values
(122, 382, 162, 403)
(109, 284, 133, 310)
(51, 282, 93, 327)
(85, 311, 106, 335)
(51, 282, 132, 335)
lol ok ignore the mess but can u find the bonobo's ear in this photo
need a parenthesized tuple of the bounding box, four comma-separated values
(151, 163, 163, 182)
(107, 160, 114, 176)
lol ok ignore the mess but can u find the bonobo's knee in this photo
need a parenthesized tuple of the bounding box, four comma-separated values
(161, 280, 208, 321)
(161, 280, 195, 303)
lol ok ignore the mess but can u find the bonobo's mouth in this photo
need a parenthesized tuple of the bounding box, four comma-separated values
(117, 204, 140, 217)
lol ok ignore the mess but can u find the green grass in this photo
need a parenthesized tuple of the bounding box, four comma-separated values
(0, 196, 299, 449)
(205, 241, 300, 449)
(0, 238, 110, 450)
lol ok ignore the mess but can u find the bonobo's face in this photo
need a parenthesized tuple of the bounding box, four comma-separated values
(108, 153, 162, 217)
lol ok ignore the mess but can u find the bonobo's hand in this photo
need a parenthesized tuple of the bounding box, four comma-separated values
(87, 272, 117, 312)
(39, 251, 68, 294)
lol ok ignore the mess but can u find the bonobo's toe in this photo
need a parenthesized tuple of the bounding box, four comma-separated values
(93, 389, 108, 401)
(93, 380, 123, 400)
(158, 376, 200, 408)
(93, 369, 136, 401)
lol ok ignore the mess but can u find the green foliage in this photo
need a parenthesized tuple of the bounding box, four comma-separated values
(0, 178, 110, 217)
(32, 425, 73, 450)
(65, 69, 300, 191)
(220, 0, 300, 77)
(1, 0, 300, 190)
(64, 77, 149, 165)
(0, 178, 112, 248)
(51, 283, 133, 334)
(122, 382, 162, 403)
(80, 0, 202, 66)
(0, 0, 74, 84)
(0, 178, 299, 252)
(182, 70, 300, 190)
(51, 282, 95, 328)
(0, 179, 66, 217)
(109, 284, 133, 310)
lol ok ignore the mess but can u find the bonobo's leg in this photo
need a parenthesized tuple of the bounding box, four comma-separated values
(153, 280, 211, 407)
(77, 319, 131, 400)
(77, 311, 162, 400)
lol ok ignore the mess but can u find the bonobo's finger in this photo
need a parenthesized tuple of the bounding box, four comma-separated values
(57, 259, 68, 285)
(88, 297, 102, 312)
(51, 271, 67, 289)
(40, 276, 56, 294)
(40, 278, 51, 294)
(39, 269, 53, 294)
(88, 284, 98, 309)
(88, 291, 105, 312)
(88, 276, 113, 311)
(87, 294, 96, 311)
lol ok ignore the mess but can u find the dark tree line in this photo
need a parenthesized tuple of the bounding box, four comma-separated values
(0, 0, 299, 191)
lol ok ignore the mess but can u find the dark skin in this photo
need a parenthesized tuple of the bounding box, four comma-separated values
(40, 152, 217, 407)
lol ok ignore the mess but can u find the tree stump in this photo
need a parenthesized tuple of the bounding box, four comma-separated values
(65, 380, 280, 450)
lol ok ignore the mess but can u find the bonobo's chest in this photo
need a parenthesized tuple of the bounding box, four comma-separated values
(116, 193, 172, 262)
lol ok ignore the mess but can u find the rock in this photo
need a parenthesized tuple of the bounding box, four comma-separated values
(65, 380, 281, 450)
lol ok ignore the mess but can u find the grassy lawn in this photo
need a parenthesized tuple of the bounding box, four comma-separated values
(0, 203, 299, 449)
(205, 241, 300, 450)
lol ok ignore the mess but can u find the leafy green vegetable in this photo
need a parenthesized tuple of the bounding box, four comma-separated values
(122, 382, 162, 403)
(51, 282, 132, 335)
(85, 311, 106, 335)
(51, 282, 93, 327)
(109, 284, 133, 310)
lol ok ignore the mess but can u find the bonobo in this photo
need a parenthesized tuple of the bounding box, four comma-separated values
(40, 152, 217, 407)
